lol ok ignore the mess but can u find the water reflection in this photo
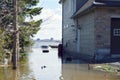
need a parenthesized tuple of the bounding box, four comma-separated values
(0, 48, 61, 80)
(28, 48, 62, 80)
(0, 64, 35, 80)
(0, 48, 119, 80)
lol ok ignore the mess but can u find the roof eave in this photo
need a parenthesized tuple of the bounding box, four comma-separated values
(71, 1, 120, 19)
(71, 5, 94, 19)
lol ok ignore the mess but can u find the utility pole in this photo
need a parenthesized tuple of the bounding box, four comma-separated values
(13, 0, 19, 69)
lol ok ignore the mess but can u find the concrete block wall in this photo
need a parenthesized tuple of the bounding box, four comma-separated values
(78, 11, 95, 57)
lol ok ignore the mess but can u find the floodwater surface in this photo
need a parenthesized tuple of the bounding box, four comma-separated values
(0, 48, 119, 80)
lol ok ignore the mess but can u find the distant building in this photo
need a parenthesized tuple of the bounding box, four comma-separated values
(59, 0, 120, 61)
(36, 38, 40, 41)
(50, 38, 54, 41)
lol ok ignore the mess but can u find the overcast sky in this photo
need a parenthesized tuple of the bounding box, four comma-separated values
(32, 0, 62, 40)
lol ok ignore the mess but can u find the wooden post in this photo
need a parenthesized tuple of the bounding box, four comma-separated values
(88, 64, 90, 70)
(13, 0, 19, 69)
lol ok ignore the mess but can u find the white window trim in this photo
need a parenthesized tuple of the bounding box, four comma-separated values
(111, 15, 120, 18)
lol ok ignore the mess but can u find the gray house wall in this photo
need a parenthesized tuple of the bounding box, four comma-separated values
(77, 7, 120, 59)
(62, 0, 96, 58)
(60, 0, 120, 61)
(77, 11, 95, 57)
(62, 0, 77, 54)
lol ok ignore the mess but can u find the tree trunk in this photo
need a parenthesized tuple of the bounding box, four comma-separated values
(12, 0, 19, 69)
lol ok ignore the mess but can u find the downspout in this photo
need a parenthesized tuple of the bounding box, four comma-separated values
(76, 17, 80, 53)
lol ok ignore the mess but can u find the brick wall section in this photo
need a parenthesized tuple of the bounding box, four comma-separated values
(94, 7, 120, 53)
(95, 7, 111, 49)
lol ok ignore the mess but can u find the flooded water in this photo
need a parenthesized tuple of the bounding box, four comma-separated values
(0, 48, 119, 80)
(28, 48, 61, 80)
(62, 64, 120, 80)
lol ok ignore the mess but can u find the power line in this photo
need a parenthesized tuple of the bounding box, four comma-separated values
(42, 9, 61, 23)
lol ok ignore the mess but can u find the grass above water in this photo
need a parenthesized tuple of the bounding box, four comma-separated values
(93, 64, 120, 73)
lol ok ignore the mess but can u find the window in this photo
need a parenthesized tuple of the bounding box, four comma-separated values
(113, 29, 120, 36)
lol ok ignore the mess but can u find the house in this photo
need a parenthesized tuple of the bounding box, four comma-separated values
(59, 0, 120, 62)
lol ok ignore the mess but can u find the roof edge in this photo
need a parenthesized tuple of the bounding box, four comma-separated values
(71, 4, 94, 19)
(71, 1, 120, 19)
